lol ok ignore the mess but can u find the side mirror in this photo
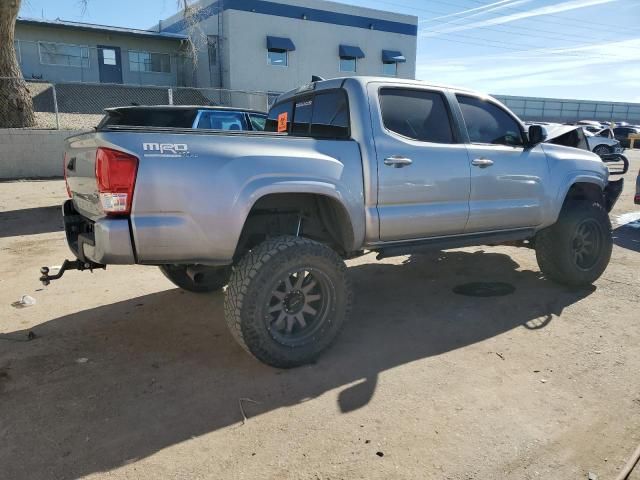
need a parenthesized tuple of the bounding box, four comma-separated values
(528, 125, 547, 147)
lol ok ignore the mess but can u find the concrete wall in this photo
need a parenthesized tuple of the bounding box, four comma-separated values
(0, 129, 85, 179)
(15, 24, 184, 86)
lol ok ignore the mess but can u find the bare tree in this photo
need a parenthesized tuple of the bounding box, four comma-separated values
(0, 0, 35, 128)
(0, 0, 194, 128)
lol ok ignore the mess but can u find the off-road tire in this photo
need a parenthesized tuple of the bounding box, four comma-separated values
(159, 264, 231, 293)
(535, 201, 612, 286)
(224, 236, 352, 368)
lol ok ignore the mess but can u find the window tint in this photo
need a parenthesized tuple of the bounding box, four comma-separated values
(248, 114, 266, 131)
(457, 95, 524, 146)
(379, 88, 454, 143)
(196, 111, 248, 130)
(310, 91, 350, 138)
(291, 96, 313, 135)
(265, 100, 293, 132)
(99, 108, 196, 128)
(266, 90, 350, 139)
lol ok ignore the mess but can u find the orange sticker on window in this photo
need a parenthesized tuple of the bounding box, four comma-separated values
(277, 112, 288, 132)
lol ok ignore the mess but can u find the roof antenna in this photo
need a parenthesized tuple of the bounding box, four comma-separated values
(311, 75, 325, 82)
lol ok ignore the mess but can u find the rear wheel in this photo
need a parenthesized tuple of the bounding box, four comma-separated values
(535, 201, 612, 286)
(159, 264, 231, 293)
(224, 236, 352, 368)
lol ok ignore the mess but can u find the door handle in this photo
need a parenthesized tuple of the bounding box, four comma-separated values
(384, 155, 413, 168)
(471, 158, 494, 168)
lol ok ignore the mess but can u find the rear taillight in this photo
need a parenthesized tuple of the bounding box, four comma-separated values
(63, 152, 71, 198)
(95, 147, 138, 216)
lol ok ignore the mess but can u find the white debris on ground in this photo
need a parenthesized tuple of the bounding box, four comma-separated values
(614, 211, 640, 228)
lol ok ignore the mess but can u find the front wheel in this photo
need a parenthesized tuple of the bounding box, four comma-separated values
(224, 236, 352, 368)
(535, 201, 612, 286)
(159, 264, 231, 293)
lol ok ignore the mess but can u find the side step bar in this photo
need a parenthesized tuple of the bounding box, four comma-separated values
(374, 228, 536, 260)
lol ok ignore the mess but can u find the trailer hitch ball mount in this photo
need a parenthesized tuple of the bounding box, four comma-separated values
(40, 259, 106, 286)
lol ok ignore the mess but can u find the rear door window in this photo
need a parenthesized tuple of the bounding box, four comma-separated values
(310, 90, 350, 138)
(379, 88, 454, 143)
(456, 95, 524, 146)
(266, 90, 350, 138)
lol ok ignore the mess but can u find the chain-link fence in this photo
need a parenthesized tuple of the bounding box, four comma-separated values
(0, 77, 269, 129)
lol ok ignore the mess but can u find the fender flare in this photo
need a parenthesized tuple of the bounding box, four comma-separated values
(232, 176, 365, 252)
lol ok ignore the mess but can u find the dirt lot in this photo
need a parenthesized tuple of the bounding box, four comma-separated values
(1, 153, 640, 480)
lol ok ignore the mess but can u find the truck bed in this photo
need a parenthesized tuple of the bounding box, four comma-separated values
(64, 128, 365, 265)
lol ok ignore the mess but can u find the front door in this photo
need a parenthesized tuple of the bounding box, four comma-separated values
(372, 85, 471, 241)
(97, 46, 123, 84)
(455, 94, 549, 232)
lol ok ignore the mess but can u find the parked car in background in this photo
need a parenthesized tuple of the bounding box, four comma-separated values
(526, 122, 623, 156)
(636, 169, 640, 205)
(97, 105, 267, 131)
(583, 129, 623, 156)
(613, 126, 640, 148)
(577, 120, 605, 133)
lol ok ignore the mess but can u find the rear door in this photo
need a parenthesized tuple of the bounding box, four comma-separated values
(370, 85, 471, 241)
(455, 94, 548, 232)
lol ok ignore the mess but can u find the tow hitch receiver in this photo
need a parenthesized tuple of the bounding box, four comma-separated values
(40, 260, 106, 286)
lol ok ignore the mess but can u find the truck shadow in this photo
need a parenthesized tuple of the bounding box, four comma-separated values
(0, 250, 594, 480)
(0, 205, 63, 238)
(612, 222, 640, 253)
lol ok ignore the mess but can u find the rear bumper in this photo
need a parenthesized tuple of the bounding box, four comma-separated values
(63, 200, 136, 264)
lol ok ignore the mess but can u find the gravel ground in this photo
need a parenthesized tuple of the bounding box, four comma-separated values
(1, 153, 639, 480)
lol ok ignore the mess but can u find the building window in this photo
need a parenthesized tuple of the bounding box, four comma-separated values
(102, 48, 117, 65)
(382, 61, 397, 76)
(39, 42, 89, 68)
(207, 35, 218, 66)
(268, 49, 288, 67)
(338, 45, 364, 73)
(381, 50, 405, 77)
(129, 51, 171, 73)
(340, 57, 356, 72)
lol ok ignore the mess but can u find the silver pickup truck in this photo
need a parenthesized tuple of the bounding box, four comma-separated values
(44, 76, 622, 368)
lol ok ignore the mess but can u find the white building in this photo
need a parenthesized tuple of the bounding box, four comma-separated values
(156, 0, 418, 99)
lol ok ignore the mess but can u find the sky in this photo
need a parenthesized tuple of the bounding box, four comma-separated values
(18, 0, 640, 101)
